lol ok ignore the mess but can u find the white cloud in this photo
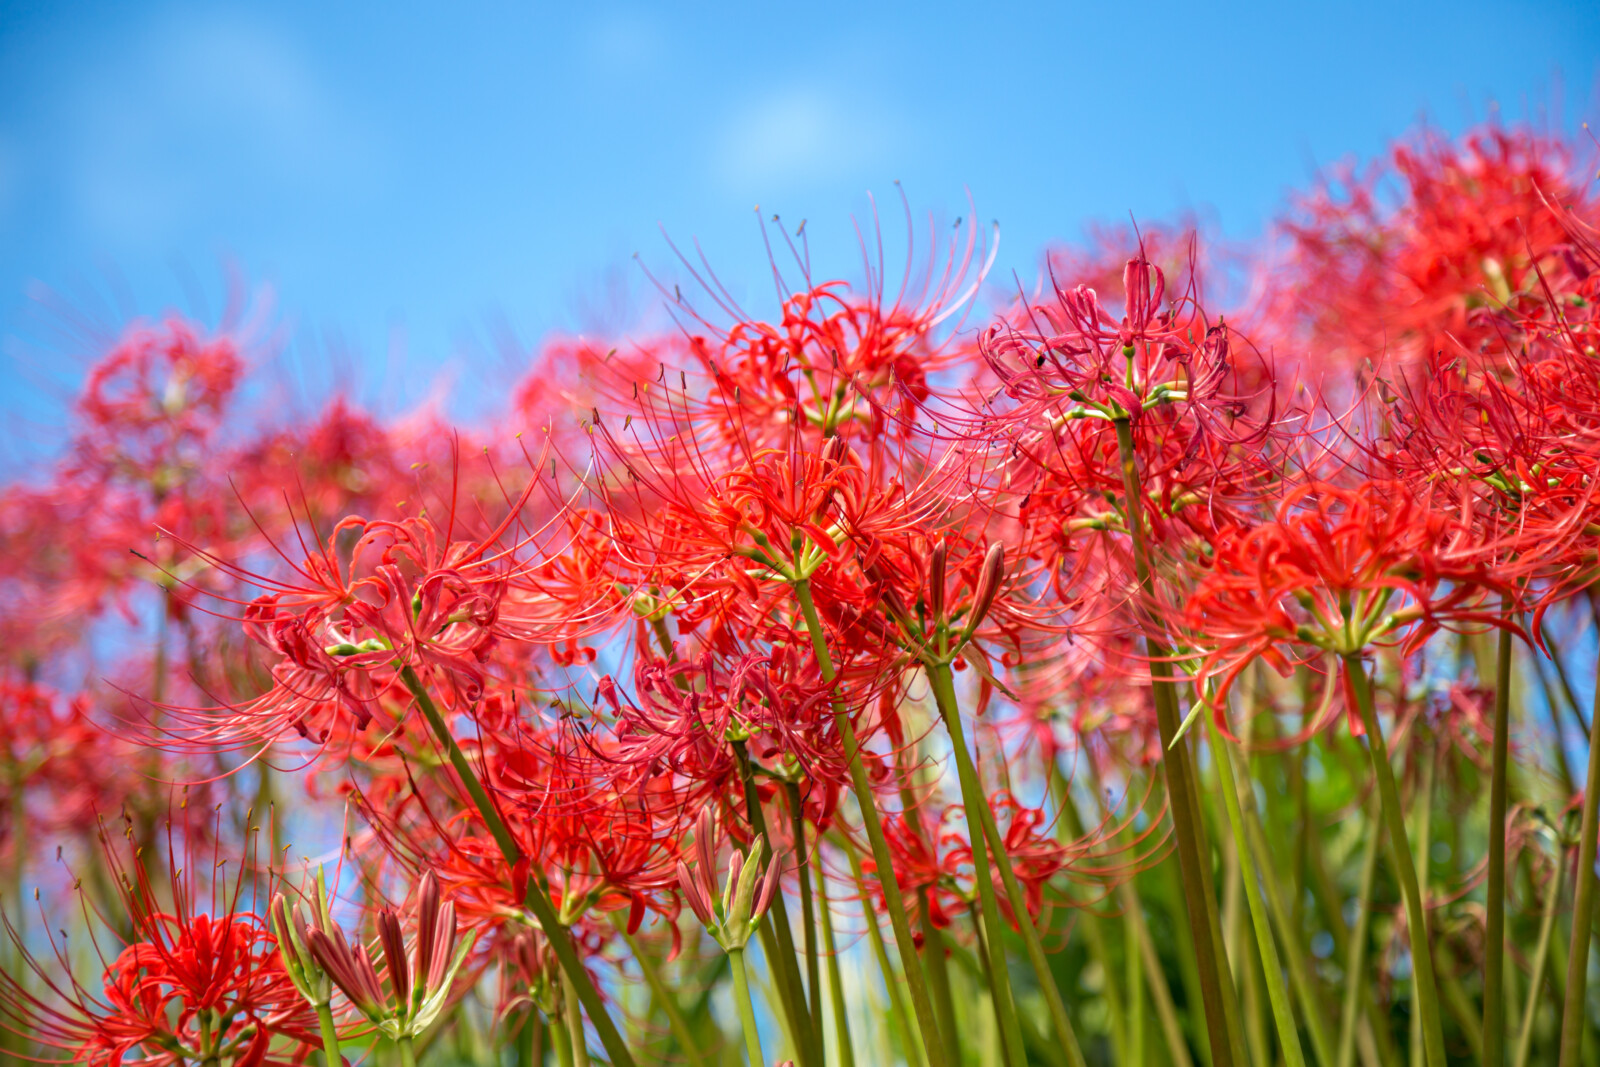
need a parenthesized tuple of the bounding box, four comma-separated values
(714, 87, 904, 193)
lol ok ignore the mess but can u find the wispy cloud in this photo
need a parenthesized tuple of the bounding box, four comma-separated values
(714, 87, 907, 194)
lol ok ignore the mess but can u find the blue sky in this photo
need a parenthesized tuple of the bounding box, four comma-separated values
(0, 1, 1595, 452)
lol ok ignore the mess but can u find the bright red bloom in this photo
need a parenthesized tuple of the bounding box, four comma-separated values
(0, 818, 317, 1066)
(1182, 480, 1520, 736)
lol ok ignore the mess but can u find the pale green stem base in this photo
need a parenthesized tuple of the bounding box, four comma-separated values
(315, 1002, 342, 1067)
(731, 948, 767, 1066)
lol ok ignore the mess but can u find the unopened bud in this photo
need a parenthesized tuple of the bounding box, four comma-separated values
(928, 540, 948, 622)
(968, 541, 1006, 636)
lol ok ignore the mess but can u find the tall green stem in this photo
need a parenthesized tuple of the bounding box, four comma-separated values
(1485, 614, 1514, 1066)
(1408, 743, 1437, 1067)
(816, 857, 857, 1067)
(1334, 801, 1384, 1067)
(732, 742, 821, 1067)
(1558, 653, 1600, 1067)
(563, 969, 592, 1067)
(1241, 800, 1336, 1066)
(1126, 900, 1146, 1067)
(794, 578, 948, 1067)
(1343, 655, 1446, 1067)
(919, 894, 962, 1067)
(785, 779, 824, 1038)
(553, 1012, 576, 1067)
(1122, 878, 1195, 1067)
(1515, 844, 1568, 1067)
(730, 948, 767, 1067)
(1068, 762, 1193, 1067)
(397, 1036, 419, 1067)
(925, 661, 1079, 1067)
(1206, 717, 1308, 1067)
(842, 839, 927, 1067)
(400, 668, 636, 1067)
(1114, 416, 1237, 1067)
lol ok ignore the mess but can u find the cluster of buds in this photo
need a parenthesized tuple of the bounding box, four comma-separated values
(675, 809, 784, 951)
(274, 868, 475, 1042)
(272, 867, 339, 1014)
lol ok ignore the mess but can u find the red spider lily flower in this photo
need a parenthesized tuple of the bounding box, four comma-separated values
(354, 707, 684, 943)
(980, 252, 1265, 436)
(0, 816, 318, 1066)
(71, 317, 245, 492)
(1181, 480, 1522, 737)
(151, 459, 587, 756)
(639, 199, 994, 447)
(1268, 124, 1591, 379)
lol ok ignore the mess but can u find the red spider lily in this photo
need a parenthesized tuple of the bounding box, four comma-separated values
(1181, 479, 1523, 737)
(980, 252, 1270, 438)
(0, 816, 318, 1066)
(638, 200, 994, 448)
(1270, 125, 1591, 380)
(0, 680, 171, 870)
(149, 459, 591, 755)
(355, 712, 685, 943)
(70, 317, 245, 491)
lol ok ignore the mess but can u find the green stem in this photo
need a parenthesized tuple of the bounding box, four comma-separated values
(1067, 763, 1193, 1067)
(732, 742, 820, 1067)
(970, 909, 1022, 1067)
(1122, 879, 1195, 1067)
(1343, 655, 1446, 1067)
(516, 1010, 542, 1067)
(1558, 651, 1600, 1067)
(1127, 902, 1146, 1067)
(620, 926, 708, 1066)
(1334, 801, 1384, 1067)
(816, 857, 857, 1067)
(553, 1012, 576, 1067)
(1114, 416, 1237, 1067)
(315, 1002, 342, 1067)
(1515, 844, 1567, 1067)
(793, 578, 948, 1067)
(1485, 614, 1514, 1067)
(1240, 806, 1336, 1066)
(924, 663, 1050, 1067)
(563, 969, 592, 1067)
(730, 948, 767, 1067)
(1408, 743, 1437, 1067)
(400, 668, 636, 1067)
(919, 893, 962, 1067)
(785, 779, 824, 1039)
(843, 837, 927, 1067)
(1206, 718, 1308, 1067)
(397, 1036, 418, 1067)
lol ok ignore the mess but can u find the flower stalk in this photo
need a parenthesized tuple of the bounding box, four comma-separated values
(1344, 654, 1447, 1067)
